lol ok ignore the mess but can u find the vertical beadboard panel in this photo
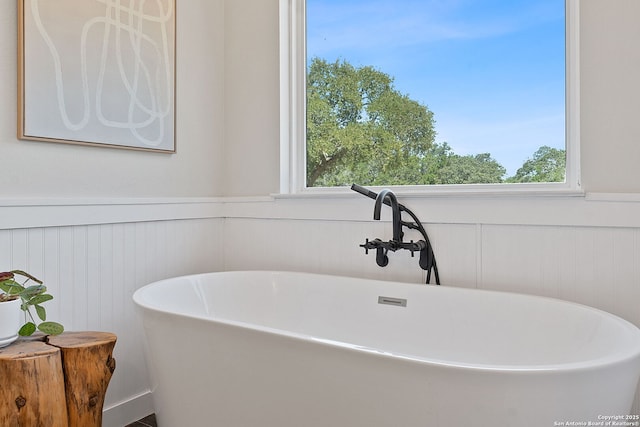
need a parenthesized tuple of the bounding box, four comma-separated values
(0, 230, 11, 268)
(611, 227, 640, 416)
(1, 215, 639, 420)
(99, 224, 114, 331)
(610, 228, 640, 326)
(481, 225, 576, 298)
(87, 225, 102, 331)
(223, 218, 477, 287)
(43, 228, 61, 320)
(73, 225, 89, 329)
(27, 228, 45, 278)
(108, 222, 126, 403)
(113, 221, 146, 410)
(573, 228, 610, 311)
(57, 227, 75, 328)
(481, 225, 640, 326)
(0, 217, 225, 426)
(480, 224, 640, 413)
(425, 223, 477, 288)
(11, 229, 28, 269)
(569, 226, 640, 328)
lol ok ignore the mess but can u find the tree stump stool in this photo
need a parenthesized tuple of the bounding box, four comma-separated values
(0, 339, 68, 427)
(0, 331, 117, 427)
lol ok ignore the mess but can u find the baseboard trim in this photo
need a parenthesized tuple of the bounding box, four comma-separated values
(102, 390, 155, 427)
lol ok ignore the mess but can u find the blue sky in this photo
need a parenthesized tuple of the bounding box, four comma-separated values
(306, 0, 565, 176)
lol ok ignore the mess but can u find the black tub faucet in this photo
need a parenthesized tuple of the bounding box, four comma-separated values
(351, 184, 440, 285)
(374, 189, 403, 242)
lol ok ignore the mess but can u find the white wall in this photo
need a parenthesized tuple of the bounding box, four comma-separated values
(0, 0, 226, 198)
(1, 0, 640, 424)
(223, 0, 281, 196)
(580, 0, 640, 193)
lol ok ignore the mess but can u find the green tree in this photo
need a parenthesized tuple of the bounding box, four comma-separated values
(507, 146, 566, 183)
(438, 151, 506, 184)
(306, 58, 508, 186)
(417, 142, 505, 184)
(307, 58, 436, 187)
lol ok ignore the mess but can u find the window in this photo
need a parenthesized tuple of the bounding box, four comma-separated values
(280, 0, 580, 192)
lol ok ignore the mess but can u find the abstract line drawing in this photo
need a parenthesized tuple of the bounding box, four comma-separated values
(18, 0, 176, 152)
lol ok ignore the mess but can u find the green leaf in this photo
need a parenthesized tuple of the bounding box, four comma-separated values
(35, 304, 47, 321)
(0, 280, 24, 295)
(19, 322, 37, 336)
(26, 294, 54, 306)
(38, 322, 64, 335)
(19, 284, 47, 299)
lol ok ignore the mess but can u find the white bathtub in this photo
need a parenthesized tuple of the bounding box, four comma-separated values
(133, 271, 640, 427)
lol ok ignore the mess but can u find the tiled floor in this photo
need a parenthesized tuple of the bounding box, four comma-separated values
(125, 413, 157, 427)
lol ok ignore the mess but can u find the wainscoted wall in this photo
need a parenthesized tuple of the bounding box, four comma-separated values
(2, 196, 640, 424)
(224, 217, 640, 332)
(224, 196, 640, 414)
(0, 208, 224, 427)
(224, 218, 478, 287)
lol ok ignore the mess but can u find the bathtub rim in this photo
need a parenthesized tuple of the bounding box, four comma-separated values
(133, 270, 640, 374)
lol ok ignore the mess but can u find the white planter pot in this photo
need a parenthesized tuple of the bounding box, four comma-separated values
(0, 298, 23, 348)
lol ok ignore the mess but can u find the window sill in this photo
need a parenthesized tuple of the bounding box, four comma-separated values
(274, 182, 585, 200)
(265, 186, 640, 228)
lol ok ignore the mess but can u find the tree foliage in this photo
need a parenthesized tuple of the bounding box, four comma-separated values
(422, 143, 505, 185)
(307, 58, 436, 187)
(506, 146, 566, 183)
(306, 57, 564, 186)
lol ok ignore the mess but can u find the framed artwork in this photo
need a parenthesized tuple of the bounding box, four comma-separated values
(17, 0, 176, 153)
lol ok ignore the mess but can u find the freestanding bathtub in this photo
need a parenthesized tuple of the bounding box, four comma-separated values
(133, 271, 640, 427)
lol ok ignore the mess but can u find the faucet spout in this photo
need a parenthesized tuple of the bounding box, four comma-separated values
(373, 189, 403, 242)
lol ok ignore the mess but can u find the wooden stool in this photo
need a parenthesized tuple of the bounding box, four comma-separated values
(0, 332, 117, 427)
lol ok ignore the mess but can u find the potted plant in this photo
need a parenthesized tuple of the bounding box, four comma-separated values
(0, 270, 64, 348)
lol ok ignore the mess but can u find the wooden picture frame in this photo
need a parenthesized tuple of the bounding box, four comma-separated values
(17, 0, 176, 153)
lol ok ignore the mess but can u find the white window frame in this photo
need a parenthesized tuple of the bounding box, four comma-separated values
(279, 0, 581, 196)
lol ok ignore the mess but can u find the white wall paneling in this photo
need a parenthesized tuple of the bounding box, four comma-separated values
(224, 215, 640, 331)
(480, 225, 640, 324)
(223, 205, 640, 414)
(3, 196, 639, 422)
(0, 217, 225, 427)
(223, 217, 429, 283)
(2, 198, 639, 421)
